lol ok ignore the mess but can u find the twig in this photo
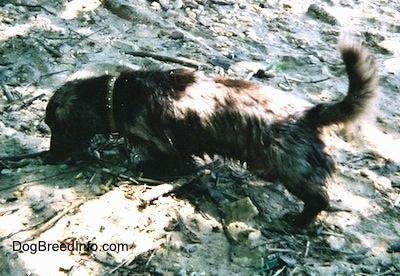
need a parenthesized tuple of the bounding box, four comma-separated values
(124, 51, 211, 69)
(0, 200, 83, 242)
(266, 248, 297, 254)
(144, 249, 156, 267)
(304, 240, 310, 257)
(286, 76, 330, 84)
(289, 267, 298, 276)
(138, 176, 197, 202)
(35, 38, 62, 58)
(220, 218, 237, 262)
(21, 200, 84, 242)
(41, 69, 69, 79)
(6, 93, 46, 111)
(320, 230, 346, 238)
(283, 75, 291, 87)
(86, 26, 110, 38)
(22, 93, 46, 108)
(14, 3, 57, 16)
(107, 258, 128, 274)
(0, 167, 81, 192)
(101, 168, 139, 184)
(0, 207, 19, 216)
(92, 254, 118, 267)
(0, 216, 46, 242)
(312, 246, 358, 255)
(136, 176, 165, 184)
(0, 150, 48, 161)
(272, 266, 286, 276)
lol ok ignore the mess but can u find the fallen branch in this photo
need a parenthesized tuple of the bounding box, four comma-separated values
(124, 51, 211, 69)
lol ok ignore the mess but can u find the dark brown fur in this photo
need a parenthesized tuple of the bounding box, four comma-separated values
(45, 38, 378, 227)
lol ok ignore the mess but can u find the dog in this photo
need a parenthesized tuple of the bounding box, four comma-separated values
(45, 37, 378, 226)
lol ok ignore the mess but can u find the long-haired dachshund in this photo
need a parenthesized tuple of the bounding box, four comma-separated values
(45, 36, 378, 226)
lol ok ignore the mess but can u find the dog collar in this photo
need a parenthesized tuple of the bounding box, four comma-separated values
(106, 76, 118, 134)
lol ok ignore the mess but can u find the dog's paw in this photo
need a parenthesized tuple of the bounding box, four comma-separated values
(283, 213, 312, 228)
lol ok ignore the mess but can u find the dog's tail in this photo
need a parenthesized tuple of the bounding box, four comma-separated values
(304, 36, 378, 126)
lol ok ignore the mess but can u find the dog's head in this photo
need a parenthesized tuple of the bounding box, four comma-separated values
(45, 75, 113, 162)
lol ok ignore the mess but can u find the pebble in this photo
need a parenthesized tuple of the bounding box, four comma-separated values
(326, 235, 346, 251)
(1, 169, 12, 175)
(19, 122, 31, 132)
(248, 230, 261, 241)
(30, 200, 46, 212)
(173, 0, 183, 9)
(308, 54, 321, 64)
(36, 121, 50, 134)
(170, 30, 184, 39)
(181, 244, 198, 254)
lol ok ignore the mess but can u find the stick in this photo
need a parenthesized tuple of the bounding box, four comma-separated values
(101, 168, 139, 184)
(124, 51, 211, 69)
(304, 240, 310, 257)
(41, 69, 69, 79)
(286, 76, 331, 84)
(35, 38, 62, 58)
(0, 200, 84, 242)
(0, 207, 19, 216)
(14, 3, 57, 16)
(6, 93, 46, 111)
(0, 167, 81, 192)
(21, 200, 84, 243)
(272, 266, 286, 276)
(138, 176, 197, 202)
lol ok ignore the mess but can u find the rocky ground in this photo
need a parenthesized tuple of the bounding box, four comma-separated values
(0, 0, 400, 275)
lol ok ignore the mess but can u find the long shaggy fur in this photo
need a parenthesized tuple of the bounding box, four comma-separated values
(45, 37, 378, 226)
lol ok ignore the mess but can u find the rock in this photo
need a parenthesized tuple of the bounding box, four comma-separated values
(248, 230, 261, 241)
(306, 4, 339, 25)
(384, 57, 400, 75)
(388, 240, 400, 253)
(279, 254, 297, 267)
(170, 30, 184, 39)
(226, 197, 259, 222)
(326, 235, 346, 251)
(1, 169, 12, 175)
(174, 268, 187, 276)
(36, 121, 50, 134)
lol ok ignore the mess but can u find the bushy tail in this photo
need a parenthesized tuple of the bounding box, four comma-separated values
(304, 36, 379, 126)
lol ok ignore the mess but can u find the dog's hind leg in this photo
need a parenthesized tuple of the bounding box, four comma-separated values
(283, 184, 329, 227)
